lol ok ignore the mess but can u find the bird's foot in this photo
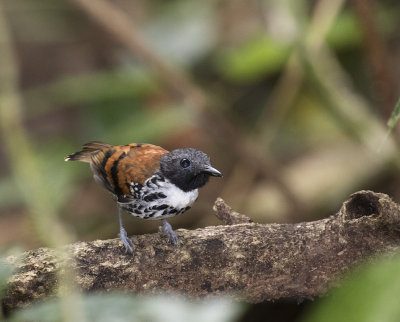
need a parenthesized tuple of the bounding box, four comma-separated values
(159, 220, 178, 246)
(118, 227, 134, 255)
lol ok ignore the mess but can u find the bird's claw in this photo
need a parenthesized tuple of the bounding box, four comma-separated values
(118, 227, 134, 255)
(160, 220, 178, 247)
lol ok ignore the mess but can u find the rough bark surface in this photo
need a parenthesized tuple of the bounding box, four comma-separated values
(3, 190, 400, 313)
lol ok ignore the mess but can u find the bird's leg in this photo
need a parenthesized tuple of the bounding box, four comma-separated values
(118, 207, 134, 255)
(159, 219, 178, 246)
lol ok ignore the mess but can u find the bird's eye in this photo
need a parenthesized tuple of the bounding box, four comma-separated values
(180, 158, 191, 168)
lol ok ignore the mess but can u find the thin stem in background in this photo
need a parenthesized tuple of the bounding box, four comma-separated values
(352, 0, 398, 119)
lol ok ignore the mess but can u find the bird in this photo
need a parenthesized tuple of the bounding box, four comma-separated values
(65, 141, 222, 255)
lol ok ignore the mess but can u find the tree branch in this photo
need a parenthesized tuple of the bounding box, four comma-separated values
(3, 190, 400, 313)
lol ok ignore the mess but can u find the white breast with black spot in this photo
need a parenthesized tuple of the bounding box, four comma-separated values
(121, 174, 199, 220)
(159, 180, 199, 209)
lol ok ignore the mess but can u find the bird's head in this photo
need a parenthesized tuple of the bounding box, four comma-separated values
(160, 148, 222, 192)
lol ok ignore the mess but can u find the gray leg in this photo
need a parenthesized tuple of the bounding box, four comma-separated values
(118, 207, 134, 255)
(159, 219, 178, 246)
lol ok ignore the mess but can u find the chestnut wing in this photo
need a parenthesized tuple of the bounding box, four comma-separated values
(90, 143, 169, 197)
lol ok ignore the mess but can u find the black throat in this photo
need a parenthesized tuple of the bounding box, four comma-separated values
(160, 171, 209, 192)
(177, 173, 210, 192)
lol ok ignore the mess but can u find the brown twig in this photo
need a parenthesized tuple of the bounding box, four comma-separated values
(3, 190, 400, 313)
(213, 197, 253, 225)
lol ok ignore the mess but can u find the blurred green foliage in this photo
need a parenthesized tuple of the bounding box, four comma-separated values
(216, 35, 292, 83)
(25, 68, 159, 114)
(387, 97, 400, 135)
(303, 254, 400, 322)
(326, 7, 396, 50)
(215, 7, 397, 84)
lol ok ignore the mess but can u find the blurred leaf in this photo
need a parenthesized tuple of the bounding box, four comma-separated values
(11, 293, 244, 322)
(215, 35, 292, 83)
(303, 254, 400, 322)
(327, 7, 397, 50)
(326, 10, 363, 49)
(387, 97, 400, 134)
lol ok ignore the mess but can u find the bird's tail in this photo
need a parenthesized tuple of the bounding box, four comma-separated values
(64, 141, 112, 163)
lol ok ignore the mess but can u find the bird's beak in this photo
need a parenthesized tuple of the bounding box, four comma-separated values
(202, 165, 223, 177)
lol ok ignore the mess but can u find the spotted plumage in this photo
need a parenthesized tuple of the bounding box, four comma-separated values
(65, 141, 222, 255)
